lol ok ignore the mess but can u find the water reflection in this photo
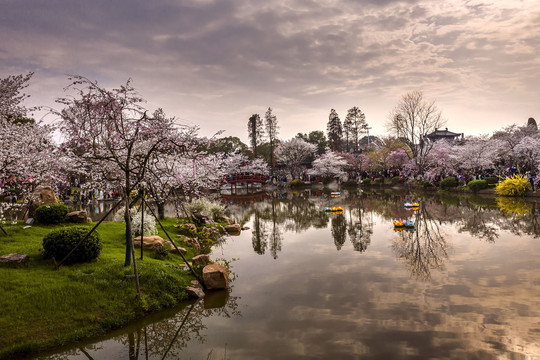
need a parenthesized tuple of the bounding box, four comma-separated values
(28, 189, 540, 359)
(38, 291, 240, 360)
(392, 205, 449, 280)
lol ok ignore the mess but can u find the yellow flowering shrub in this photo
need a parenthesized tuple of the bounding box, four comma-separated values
(495, 174, 530, 197)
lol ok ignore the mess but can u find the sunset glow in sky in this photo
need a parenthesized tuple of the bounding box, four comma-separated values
(1, 0, 539, 142)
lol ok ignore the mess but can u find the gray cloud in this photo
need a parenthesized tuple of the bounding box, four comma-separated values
(0, 0, 539, 140)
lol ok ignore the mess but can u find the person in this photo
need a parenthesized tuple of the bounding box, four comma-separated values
(529, 172, 536, 191)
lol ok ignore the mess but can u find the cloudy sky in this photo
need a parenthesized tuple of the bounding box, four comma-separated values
(1, 0, 539, 142)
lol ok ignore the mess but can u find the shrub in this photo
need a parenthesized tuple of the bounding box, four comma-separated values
(391, 176, 402, 185)
(467, 180, 488, 193)
(361, 178, 372, 185)
(440, 176, 458, 190)
(35, 203, 69, 224)
(485, 176, 499, 186)
(42, 226, 102, 264)
(495, 174, 530, 196)
(291, 179, 305, 187)
(197, 231, 215, 254)
(177, 223, 197, 237)
(373, 177, 383, 184)
(322, 177, 332, 185)
(113, 207, 158, 237)
(342, 180, 358, 187)
(184, 198, 226, 224)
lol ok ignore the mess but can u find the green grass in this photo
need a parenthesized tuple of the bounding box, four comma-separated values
(0, 218, 199, 359)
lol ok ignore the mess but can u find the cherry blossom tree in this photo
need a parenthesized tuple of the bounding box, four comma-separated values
(386, 148, 410, 169)
(56, 75, 194, 268)
(513, 135, 540, 172)
(275, 138, 316, 179)
(220, 153, 269, 176)
(308, 152, 347, 180)
(0, 72, 34, 123)
(0, 73, 62, 190)
(339, 152, 370, 173)
(451, 136, 501, 172)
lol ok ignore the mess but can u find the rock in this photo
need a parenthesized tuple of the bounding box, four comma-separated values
(186, 280, 205, 298)
(32, 185, 58, 206)
(224, 224, 241, 236)
(169, 246, 187, 255)
(178, 236, 201, 255)
(202, 264, 229, 290)
(186, 286, 205, 298)
(192, 254, 211, 266)
(133, 235, 164, 250)
(221, 216, 234, 225)
(27, 186, 58, 217)
(200, 226, 221, 240)
(241, 226, 250, 230)
(0, 253, 29, 267)
(66, 210, 90, 223)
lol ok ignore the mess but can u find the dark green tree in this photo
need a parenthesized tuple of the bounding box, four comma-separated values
(247, 113, 264, 159)
(264, 107, 279, 173)
(208, 136, 250, 156)
(326, 109, 342, 152)
(345, 106, 367, 152)
(296, 131, 328, 158)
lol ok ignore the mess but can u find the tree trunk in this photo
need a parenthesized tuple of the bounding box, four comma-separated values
(124, 195, 132, 267)
(157, 202, 165, 220)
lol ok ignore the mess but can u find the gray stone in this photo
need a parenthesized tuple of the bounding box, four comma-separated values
(202, 264, 229, 290)
(0, 253, 29, 267)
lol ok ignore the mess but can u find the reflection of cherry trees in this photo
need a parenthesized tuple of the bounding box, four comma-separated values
(457, 206, 499, 243)
(392, 206, 450, 280)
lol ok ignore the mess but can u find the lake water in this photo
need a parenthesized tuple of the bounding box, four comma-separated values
(30, 189, 540, 359)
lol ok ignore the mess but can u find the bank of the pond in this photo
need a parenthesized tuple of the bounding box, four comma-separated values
(0, 218, 201, 360)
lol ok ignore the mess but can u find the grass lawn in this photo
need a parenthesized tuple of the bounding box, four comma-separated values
(0, 218, 199, 359)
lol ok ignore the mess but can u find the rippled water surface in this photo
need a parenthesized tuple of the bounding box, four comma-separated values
(32, 189, 540, 359)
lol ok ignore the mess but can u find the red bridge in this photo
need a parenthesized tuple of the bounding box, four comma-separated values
(221, 174, 270, 185)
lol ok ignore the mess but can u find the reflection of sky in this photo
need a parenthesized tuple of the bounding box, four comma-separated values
(39, 199, 540, 359)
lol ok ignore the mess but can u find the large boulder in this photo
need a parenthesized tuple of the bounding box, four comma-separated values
(224, 224, 241, 236)
(202, 264, 229, 290)
(27, 186, 58, 217)
(0, 253, 29, 267)
(66, 210, 90, 223)
(133, 235, 164, 250)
